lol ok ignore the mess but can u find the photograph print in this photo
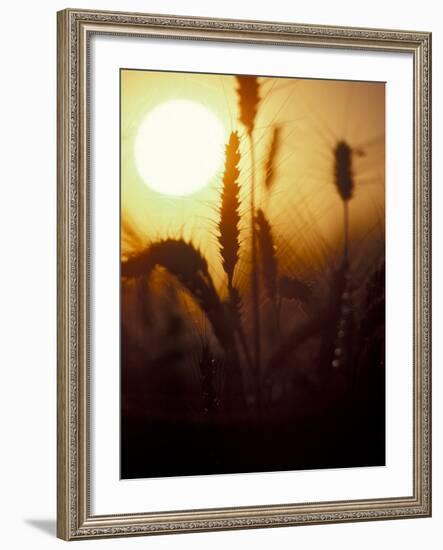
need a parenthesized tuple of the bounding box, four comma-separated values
(120, 69, 386, 479)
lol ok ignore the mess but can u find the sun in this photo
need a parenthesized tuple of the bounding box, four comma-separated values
(134, 99, 226, 197)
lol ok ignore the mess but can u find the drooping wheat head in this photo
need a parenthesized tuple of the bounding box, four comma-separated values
(122, 239, 228, 349)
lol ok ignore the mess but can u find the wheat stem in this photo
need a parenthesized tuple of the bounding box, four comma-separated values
(249, 136, 262, 408)
(235, 75, 262, 411)
(344, 200, 349, 262)
(228, 284, 254, 371)
(264, 126, 281, 191)
(255, 208, 279, 347)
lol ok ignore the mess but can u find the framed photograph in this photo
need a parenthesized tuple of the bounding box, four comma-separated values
(57, 8, 431, 540)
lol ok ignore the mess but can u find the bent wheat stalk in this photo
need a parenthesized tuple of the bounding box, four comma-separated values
(122, 239, 224, 341)
(122, 238, 246, 408)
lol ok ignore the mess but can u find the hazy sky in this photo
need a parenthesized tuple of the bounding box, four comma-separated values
(121, 69, 385, 291)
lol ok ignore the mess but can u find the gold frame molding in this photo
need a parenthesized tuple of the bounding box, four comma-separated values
(57, 8, 432, 540)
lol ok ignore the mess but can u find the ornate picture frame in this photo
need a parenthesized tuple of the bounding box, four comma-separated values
(57, 8, 431, 540)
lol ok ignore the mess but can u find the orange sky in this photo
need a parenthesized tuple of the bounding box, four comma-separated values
(121, 69, 385, 292)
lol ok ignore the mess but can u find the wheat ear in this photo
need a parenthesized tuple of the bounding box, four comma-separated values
(218, 131, 241, 288)
(264, 126, 281, 191)
(255, 209, 278, 302)
(334, 141, 355, 262)
(217, 130, 253, 370)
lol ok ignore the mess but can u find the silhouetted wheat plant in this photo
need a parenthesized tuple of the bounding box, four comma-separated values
(217, 131, 254, 372)
(334, 140, 355, 262)
(236, 76, 262, 391)
(255, 208, 279, 346)
(122, 238, 246, 408)
(121, 76, 385, 430)
(218, 131, 241, 290)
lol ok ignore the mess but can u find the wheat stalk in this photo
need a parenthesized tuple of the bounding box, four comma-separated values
(218, 131, 241, 288)
(226, 286, 254, 370)
(198, 343, 218, 415)
(334, 140, 355, 261)
(122, 239, 227, 348)
(255, 209, 278, 302)
(123, 238, 248, 407)
(236, 76, 262, 406)
(264, 126, 281, 191)
(255, 208, 283, 356)
(217, 131, 254, 371)
(318, 258, 350, 376)
(236, 76, 259, 136)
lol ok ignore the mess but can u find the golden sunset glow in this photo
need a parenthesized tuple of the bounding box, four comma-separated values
(134, 100, 226, 197)
(121, 70, 385, 285)
(121, 69, 387, 480)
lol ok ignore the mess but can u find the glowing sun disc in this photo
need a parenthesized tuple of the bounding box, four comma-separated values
(134, 100, 225, 196)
